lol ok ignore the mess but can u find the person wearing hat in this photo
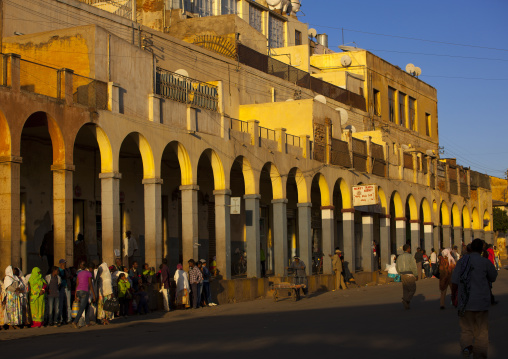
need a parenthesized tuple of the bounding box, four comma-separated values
(332, 248, 347, 290)
(58, 259, 73, 324)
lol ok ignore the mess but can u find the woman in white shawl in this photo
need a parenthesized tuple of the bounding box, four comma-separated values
(385, 254, 401, 282)
(0, 277, 5, 327)
(15, 268, 30, 326)
(3, 266, 23, 328)
(96, 262, 114, 325)
(174, 264, 190, 309)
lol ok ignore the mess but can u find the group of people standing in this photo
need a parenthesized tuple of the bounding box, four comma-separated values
(395, 239, 499, 358)
(0, 254, 220, 331)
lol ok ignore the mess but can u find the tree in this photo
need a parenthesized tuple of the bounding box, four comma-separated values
(493, 207, 508, 241)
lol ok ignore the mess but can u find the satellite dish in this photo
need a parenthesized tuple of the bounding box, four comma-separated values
(286, 98, 294, 102)
(314, 95, 326, 104)
(345, 125, 356, 133)
(401, 144, 410, 150)
(341, 55, 352, 67)
(335, 107, 348, 125)
(175, 69, 189, 78)
(308, 28, 317, 39)
(414, 67, 422, 76)
(405, 63, 415, 74)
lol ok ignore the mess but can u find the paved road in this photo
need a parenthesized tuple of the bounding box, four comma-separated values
(1, 268, 507, 358)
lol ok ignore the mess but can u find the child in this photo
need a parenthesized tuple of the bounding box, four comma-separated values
(117, 273, 131, 318)
(136, 284, 150, 315)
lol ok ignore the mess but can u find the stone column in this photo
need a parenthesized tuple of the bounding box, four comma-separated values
(342, 210, 355, 273)
(453, 227, 463, 248)
(379, 216, 390, 270)
(272, 199, 288, 277)
(214, 190, 231, 279)
(99, 172, 122, 265)
(463, 228, 473, 244)
(442, 225, 452, 248)
(244, 194, 261, 278)
(298, 202, 312, 276)
(143, 178, 163, 268)
(395, 218, 406, 254)
(0, 156, 22, 270)
(52, 164, 74, 266)
(180, 184, 199, 270)
(362, 214, 374, 272)
(484, 231, 493, 245)
(410, 220, 420, 254)
(434, 226, 441, 251)
(321, 206, 334, 274)
(424, 223, 434, 256)
(473, 230, 484, 240)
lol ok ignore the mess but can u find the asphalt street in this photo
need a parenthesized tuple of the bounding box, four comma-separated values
(1, 268, 507, 359)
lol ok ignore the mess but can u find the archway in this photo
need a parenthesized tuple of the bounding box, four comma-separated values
(420, 198, 432, 259)
(406, 195, 418, 254)
(389, 191, 404, 255)
(286, 168, 308, 262)
(160, 141, 192, 271)
(462, 206, 472, 243)
(451, 203, 461, 247)
(311, 173, 332, 274)
(440, 202, 451, 248)
(19, 111, 66, 273)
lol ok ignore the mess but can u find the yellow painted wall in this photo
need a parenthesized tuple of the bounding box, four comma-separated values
(271, 45, 310, 72)
(491, 176, 508, 202)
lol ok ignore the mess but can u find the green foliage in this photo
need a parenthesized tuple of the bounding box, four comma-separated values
(493, 207, 508, 233)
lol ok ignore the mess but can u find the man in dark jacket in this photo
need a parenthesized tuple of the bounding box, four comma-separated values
(414, 247, 424, 280)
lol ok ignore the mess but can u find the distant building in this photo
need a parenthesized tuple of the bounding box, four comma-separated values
(0, 0, 492, 280)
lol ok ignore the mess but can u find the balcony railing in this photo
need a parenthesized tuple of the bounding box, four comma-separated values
(156, 68, 218, 111)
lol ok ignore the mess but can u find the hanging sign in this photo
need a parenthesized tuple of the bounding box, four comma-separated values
(353, 185, 378, 207)
(230, 197, 241, 214)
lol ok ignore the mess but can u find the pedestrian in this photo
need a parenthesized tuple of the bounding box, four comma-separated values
(200, 259, 216, 306)
(44, 266, 61, 327)
(197, 261, 204, 304)
(97, 262, 114, 325)
(430, 248, 438, 278)
(439, 248, 456, 309)
(422, 250, 431, 279)
(14, 268, 30, 327)
(493, 246, 500, 271)
(114, 258, 123, 272)
(142, 263, 155, 283)
(396, 244, 418, 310)
(210, 256, 218, 276)
(123, 231, 138, 268)
(136, 284, 149, 315)
(174, 264, 190, 309)
(188, 259, 203, 309)
(58, 259, 73, 324)
(28, 267, 46, 328)
(451, 238, 497, 358)
(452, 245, 461, 262)
(160, 259, 171, 312)
(331, 248, 347, 290)
(386, 254, 400, 282)
(0, 277, 5, 327)
(414, 247, 424, 280)
(484, 243, 498, 305)
(117, 273, 131, 317)
(3, 266, 24, 329)
(288, 256, 307, 292)
(128, 261, 142, 292)
(72, 261, 96, 329)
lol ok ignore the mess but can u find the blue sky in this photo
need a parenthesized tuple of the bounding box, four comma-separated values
(300, 0, 508, 178)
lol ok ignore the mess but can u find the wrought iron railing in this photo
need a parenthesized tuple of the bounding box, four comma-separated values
(156, 68, 218, 111)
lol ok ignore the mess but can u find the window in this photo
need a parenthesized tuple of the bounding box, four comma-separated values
(196, 0, 214, 17)
(399, 92, 406, 126)
(221, 0, 237, 15)
(169, 0, 191, 11)
(249, 5, 262, 32)
(295, 30, 302, 45)
(388, 87, 396, 123)
(408, 97, 416, 131)
(268, 15, 284, 48)
(425, 113, 431, 136)
(373, 88, 381, 116)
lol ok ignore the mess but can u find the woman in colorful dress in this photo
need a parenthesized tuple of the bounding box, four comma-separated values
(3, 266, 24, 329)
(15, 268, 30, 326)
(438, 249, 456, 309)
(0, 277, 5, 328)
(97, 262, 114, 325)
(28, 267, 47, 328)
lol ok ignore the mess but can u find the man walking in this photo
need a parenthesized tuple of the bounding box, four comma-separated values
(396, 244, 418, 310)
(188, 259, 203, 309)
(452, 238, 497, 358)
(123, 231, 138, 268)
(332, 248, 347, 290)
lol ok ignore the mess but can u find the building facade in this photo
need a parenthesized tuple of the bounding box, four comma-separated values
(0, 0, 493, 279)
